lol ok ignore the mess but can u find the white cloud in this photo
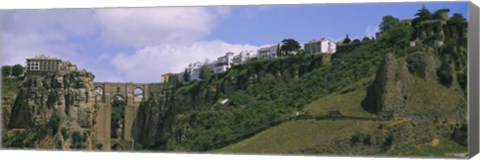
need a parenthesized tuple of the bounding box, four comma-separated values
(2, 9, 97, 37)
(0, 9, 96, 66)
(95, 7, 230, 48)
(1, 7, 261, 83)
(0, 31, 80, 66)
(110, 40, 260, 83)
(365, 25, 379, 39)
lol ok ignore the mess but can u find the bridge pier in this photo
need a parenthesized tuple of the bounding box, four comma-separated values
(92, 82, 160, 151)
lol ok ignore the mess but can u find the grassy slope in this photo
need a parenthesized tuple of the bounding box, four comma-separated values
(302, 77, 375, 118)
(383, 137, 467, 157)
(405, 77, 465, 116)
(214, 79, 383, 154)
(214, 74, 466, 156)
(214, 119, 383, 154)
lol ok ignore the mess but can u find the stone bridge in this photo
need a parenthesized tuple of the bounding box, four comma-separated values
(93, 82, 163, 151)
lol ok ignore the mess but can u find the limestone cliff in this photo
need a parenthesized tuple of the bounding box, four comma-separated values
(2, 70, 98, 150)
(132, 86, 175, 150)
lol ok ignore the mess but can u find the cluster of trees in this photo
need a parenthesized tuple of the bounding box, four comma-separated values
(341, 34, 375, 46)
(278, 38, 301, 56)
(1, 64, 24, 78)
(377, 5, 467, 47)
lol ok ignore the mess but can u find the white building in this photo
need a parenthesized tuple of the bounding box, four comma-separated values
(176, 72, 185, 83)
(26, 55, 61, 73)
(257, 45, 278, 59)
(232, 50, 255, 66)
(187, 61, 202, 81)
(212, 52, 235, 74)
(304, 38, 337, 54)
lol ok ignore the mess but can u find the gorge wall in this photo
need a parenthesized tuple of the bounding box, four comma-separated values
(3, 70, 97, 150)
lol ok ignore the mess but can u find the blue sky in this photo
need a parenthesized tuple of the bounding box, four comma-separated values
(0, 2, 468, 83)
(207, 2, 469, 44)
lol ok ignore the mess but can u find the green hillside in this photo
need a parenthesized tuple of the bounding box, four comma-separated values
(131, 6, 468, 158)
(302, 77, 375, 118)
(215, 119, 384, 154)
(214, 73, 466, 157)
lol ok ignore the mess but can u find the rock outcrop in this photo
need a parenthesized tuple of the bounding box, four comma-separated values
(405, 52, 437, 81)
(361, 53, 413, 118)
(3, 70, 98, 150)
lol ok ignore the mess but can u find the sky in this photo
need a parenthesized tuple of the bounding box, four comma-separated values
(0, 2, 469, 83)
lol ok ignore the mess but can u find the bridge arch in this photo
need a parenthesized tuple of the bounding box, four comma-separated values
(133, 87, 143, 96)
(93, 82, 156, 151)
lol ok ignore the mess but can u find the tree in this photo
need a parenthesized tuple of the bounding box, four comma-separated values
(280, 39, 301, 56)
(352, 39, 361, 44)
(412, 5, 432, 29)
(414, 5, 432, 21)
(447, 13, 467, 45)
(276, 43, 281, 56)
(362, 37, 371, 43)
(183, 68, 190, 82)
(11, 64, 24, 77)
(343, 34, 351, 44)
(199, 64, 212, 82)
(2, 65, 12, 77)
(448, 13, 466, 25)
(379, 21, 413, 46)
(379, 15, 400, 32)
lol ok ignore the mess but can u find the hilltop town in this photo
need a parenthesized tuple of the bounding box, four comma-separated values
(163, 37, 338, 84)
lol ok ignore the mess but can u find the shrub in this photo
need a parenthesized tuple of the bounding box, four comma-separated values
(437, 62, 453, 87)
(61, 128, 68, 140)
(49, 113, 61, 135)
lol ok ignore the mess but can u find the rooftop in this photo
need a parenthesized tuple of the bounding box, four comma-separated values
(26, 55, 61, 61)
(258, 45, 277, 51)
(162, 73, 174, 76)
(306, 37, 335, 43)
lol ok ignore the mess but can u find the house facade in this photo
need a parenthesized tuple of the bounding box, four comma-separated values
(232, 50, 255, 66)
(26, 55, 78, 75)
(257, 45, 278, 59)
(161, 73, 174, 83)
(304, 38, 337, 54)
(187, 62, 202, 81)
(26, 55, 62, 73)
(212, 52, 235, 74)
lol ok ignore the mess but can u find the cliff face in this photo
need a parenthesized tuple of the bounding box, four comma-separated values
(2, 91, 17, 131)
(3, 70, 98, 150)
(132, 86, 176, 150)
